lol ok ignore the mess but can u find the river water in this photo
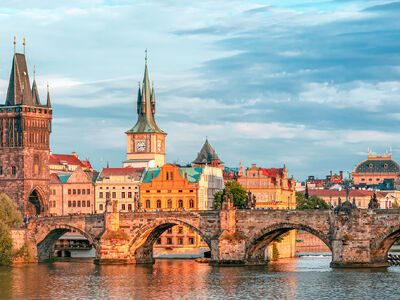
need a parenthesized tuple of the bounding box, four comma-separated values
(1, 257, 400, 300)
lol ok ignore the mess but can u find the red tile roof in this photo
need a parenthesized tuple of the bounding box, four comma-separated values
(302, 189, 375, 197)
(100, 167, 144, 180)
(50, 154, 86, 168)
(260, 168, 284, 177)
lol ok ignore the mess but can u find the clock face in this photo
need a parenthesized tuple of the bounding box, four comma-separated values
(157, 141, 162, 152)
(136, 141, 146, 152)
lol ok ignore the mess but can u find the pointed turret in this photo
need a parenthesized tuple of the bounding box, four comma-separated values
(126, 52, 165, 134)
(32, 68, 41, 106)
(5, 53, 34, 106)
(46, 83, 51, 108)
(192, 138, 223, 165)
(151, 82, 155, 114)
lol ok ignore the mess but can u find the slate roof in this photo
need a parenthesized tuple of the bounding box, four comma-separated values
(192, 139, 223, 165)
(126, 62, 165, 134)
(142, 167, 203, 183)
(354, 159, 400, 173)
(4, 53, 50, 108)
(142, 168, 161, 183)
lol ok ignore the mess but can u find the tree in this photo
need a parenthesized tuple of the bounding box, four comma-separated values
(0, 194, 22, 265)
(213, 181, 247, 209)
(296, 192, 330, 209)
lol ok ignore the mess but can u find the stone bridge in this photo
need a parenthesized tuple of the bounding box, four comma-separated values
(19, 203, 400, 268)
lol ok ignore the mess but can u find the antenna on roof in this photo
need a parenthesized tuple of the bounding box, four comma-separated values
(22, 37, 26, 54)
(13, 36, 16, 54)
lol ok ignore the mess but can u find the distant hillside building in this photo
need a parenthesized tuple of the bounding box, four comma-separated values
(124, 57, 166, 168)
(353, 152, 400, 187)
(0, 49, 52, 216)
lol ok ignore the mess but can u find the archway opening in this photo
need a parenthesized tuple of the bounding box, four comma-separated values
(131, 222, 211, 264)
(247, 226, 332, 268)
(37, 228, 96, 261)
(27, 189, 43, 216)
(376, 229, 400, 265)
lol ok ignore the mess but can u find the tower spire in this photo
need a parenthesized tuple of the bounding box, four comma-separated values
(46, 82, 51, 108)
(23, 38, 26, 54)
(13, 36, 16, 54)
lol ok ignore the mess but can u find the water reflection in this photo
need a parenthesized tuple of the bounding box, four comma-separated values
(1, 257, 400, 300)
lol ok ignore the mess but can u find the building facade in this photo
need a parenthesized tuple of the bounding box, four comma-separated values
(0, 50, 52, 216)
(353, 152, 400, 187)
(95, 167, 144, 213)
(49, 167, 95, 215)
(124, 58, 166, 168)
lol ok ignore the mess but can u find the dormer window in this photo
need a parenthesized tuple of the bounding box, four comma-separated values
(369, 163, 373, 169)
(384, 164, 388, 169)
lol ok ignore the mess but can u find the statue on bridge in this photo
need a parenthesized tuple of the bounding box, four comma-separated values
(368, 193, 380, 209)
(246, 191, 256, 209)
(135, 198, 142, 212)
(222, 191, 235, 210)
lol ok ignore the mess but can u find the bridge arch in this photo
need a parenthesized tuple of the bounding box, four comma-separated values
(127, 218, 211, 263)
(372, 225, 400, 262)
(35, 224, 98, 261)
(245, 222, 332, 263)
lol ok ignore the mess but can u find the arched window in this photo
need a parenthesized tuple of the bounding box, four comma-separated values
(178, 200, 183, 208)
(189, 199, 194, 209)
(157, 200, 161, 209)
(167, 199, 172, 209)
(146, 200, 150, 209)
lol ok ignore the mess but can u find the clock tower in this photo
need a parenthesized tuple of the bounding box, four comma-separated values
(124, 55, 167, 168)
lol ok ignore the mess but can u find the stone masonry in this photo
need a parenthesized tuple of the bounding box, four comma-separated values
(13, 204, 400, 268)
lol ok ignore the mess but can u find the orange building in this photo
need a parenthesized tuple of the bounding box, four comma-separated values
(140, 163, 224, 256)
(353, 152, 400, 186)
(49, 167, 96, 215)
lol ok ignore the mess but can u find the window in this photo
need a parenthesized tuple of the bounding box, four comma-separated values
(78, 189, 81, 195)
(87, 189, 90, 195)
(157, 200, 161, 208)
(369, 163, 373, 169)
(168, 199, 172, 209)
(128, 204, 132, 211)
(122, 192, 126, 198)
(361, 178, 365, 182)
(122, 204, 126, 210)
(189, 199, 194, 209)
(82, 201, 86, 207)
(170, 172, 173, 180)
(68, 189, 72, 195)
(178, 190, 183, 193)
(167, 228, 173, 234)
(106, 192, 110, 199)
(178, 226, 183, 234)
(189, 237, 194, 245)
(112, 192, 116, 198)
(99, 192, 103, 198)
(358, 201, 361, 207)
(156, 238, 162, 245)
(128, 192, 132, 198)
(190, 190, 193, 193)
(87, 201, 90, 207)
(146, 190, 150, 193)
(369, 178, 372, 181)
(99, 204, 103, 211)
(157, 190, 161, 193)
(12, 166, 16, 175)
(167, 237, 172, 245)
(73, 189, 76, 195)
(52, 189, 56, 195)
(178, 238, 183, 245)
(376, 178, 380, 181)
(73, 201, 76, 207)
(53, 201, 56, 207)
(146, 200, 150, 208)
(189, 228, 195, 233)
(166, 172, 169, 180)
(68, 201, 71, 207)
(82, 189, 86, 195)
(178, 200, 183, 208)
(78, 201, 81, 207)
(0, 166, 3, 175)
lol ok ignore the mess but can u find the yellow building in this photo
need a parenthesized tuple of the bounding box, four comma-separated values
(123, 57, 166, 168)
(237, 163, 297, 259)
(95, 168, 144, 212)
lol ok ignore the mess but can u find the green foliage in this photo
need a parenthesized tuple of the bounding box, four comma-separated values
(213, 181, 247, 209)
(0, 222, 13, 266)
(271, 243, 279, 261)
(296, 192, 330, 210)
(392, 201, 399, 209)
(273, 231, 290, 243)
(43, 257, 58, 263)
(15, 241, 34, 262)
(0, 194, 23, 266)
(0, 193, 22, 228)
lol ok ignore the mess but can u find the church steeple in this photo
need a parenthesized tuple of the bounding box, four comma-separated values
(126, 52, 165, 134)
(46, 83, 51, 108)
(32, 66, 41, 106)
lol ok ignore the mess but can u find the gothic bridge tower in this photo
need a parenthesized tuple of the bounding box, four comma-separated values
(0, 43, 52, 216)
(124, 54, 167, 168)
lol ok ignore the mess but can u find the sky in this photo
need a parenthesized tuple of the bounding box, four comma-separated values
(0, 0, 399, 180)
